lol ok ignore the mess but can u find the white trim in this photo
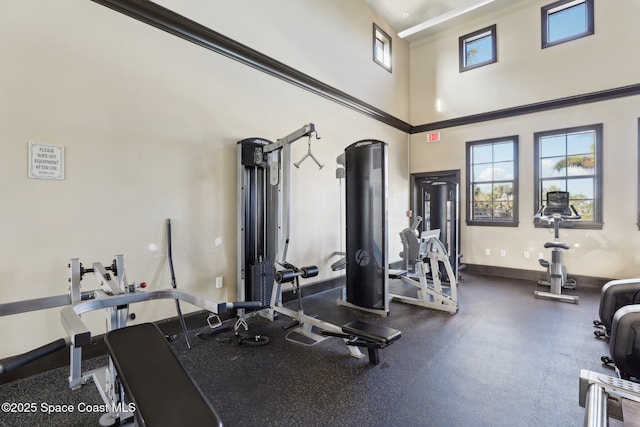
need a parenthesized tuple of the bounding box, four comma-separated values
(399, 0, 495, 39)
(548, 0, 585, 15)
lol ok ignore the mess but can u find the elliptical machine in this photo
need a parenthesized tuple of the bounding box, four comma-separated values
(533, 191, 581, 304)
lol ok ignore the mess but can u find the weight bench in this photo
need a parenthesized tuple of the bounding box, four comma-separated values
(105, 323, 222, 427)
(324, 320, 401, 365)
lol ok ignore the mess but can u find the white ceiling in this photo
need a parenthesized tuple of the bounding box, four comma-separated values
(365, 0, 517, 40)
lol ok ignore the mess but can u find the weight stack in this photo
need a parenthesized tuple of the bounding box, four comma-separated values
(344, 140, 388, 312)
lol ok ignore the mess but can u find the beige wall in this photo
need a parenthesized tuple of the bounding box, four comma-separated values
(155, 0, 410, 119)
(0, 1, 409, 358)
(410, 0, 640, 122)
(6, 0, 637, 362)
(410, 98, 639, 278)
(409, 0, 640, 278)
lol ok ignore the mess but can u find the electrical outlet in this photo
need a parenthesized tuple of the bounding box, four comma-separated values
(485, 248, 491, 255)
(500, 250, 506, 257)
(215, 276, 223, 289)
(523, 251, 530, 259)
(538, 253, 544, 260)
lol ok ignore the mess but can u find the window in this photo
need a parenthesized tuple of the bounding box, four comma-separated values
(459, 25, 497, 72)
(466, 136, 519, 226)
(541, 0, 594, 48)
(534, 124, 603, 228)
(373, 24, 392, 72)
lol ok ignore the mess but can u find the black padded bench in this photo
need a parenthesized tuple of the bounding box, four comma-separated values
(104, 323, 222, 427)
(340, 320, 401, 365)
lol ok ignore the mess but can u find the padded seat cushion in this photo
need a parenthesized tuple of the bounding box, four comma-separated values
(544, 242, 570, 250)
(105, 323, 222, 427)
(342, 320, 401, 345)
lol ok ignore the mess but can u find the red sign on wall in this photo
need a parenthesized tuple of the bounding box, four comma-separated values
(427, 132, 441, 142)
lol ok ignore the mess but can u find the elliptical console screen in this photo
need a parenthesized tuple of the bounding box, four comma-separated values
(545, 191, 570, 215)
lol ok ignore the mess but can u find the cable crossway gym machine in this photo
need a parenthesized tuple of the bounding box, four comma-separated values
(237, 125, 400, 365)
(533, 191, 581, 303)
(0, 254, 258, 426)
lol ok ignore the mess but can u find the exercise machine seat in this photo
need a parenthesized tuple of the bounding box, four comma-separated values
(598, 279, 640, 332)
(543, 241, 570, 250)
(340, 320, 401, 365)
(609, 305, 640, 380)
(342, 320, 401, 346)
(104, 323, 222, 427)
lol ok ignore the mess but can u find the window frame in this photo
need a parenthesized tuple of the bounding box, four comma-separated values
(466, 135, 519, 227)
(459, 24, 497, 73)
(373, 23, 392, 72)
(637, 118, 640, 230)
(533, 123, 603, 229)
(541, 0, 594, 49)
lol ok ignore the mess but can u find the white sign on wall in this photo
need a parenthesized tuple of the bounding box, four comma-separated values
(28, 142, 65, 180)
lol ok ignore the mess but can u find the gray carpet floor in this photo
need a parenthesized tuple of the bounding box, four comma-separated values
(0, 274, 622, 426)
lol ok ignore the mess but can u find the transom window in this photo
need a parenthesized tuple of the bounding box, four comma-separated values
(466, 136, 519, 226)
(373, 24, 392, 72)
(459, 25, 497, 72)
(542, 0, 594, 48)
(534, 124, 602, 228)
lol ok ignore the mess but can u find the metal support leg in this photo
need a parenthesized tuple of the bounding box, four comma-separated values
(584, 384, 608, 427)
(579, 369, 640, 425)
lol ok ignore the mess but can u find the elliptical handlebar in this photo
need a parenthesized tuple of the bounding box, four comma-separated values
(534, 204, 581, 224)
(534, 203, 581, 239)
(533, 205, 544, 222)
(569, 204, 581, 220)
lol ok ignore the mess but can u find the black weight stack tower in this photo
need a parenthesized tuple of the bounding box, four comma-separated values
(343, 140, 389, 314)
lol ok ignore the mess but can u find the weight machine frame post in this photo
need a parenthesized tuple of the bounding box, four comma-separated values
(237, 124, 316, 311)
(236, 124, 365, 360)
(68, 259, 83, 389)
(103, 255, 129, 411)
(264, 125, 304, 268)
(266, 126, 363, 358)
(67, 256, 134, 423)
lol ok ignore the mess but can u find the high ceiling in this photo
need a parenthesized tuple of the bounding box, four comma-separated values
(365, 0, 516, 40)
